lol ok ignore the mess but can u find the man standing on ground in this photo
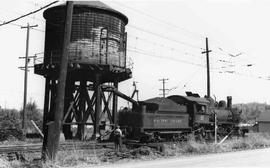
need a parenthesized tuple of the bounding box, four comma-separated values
(114, 125, 122, 151)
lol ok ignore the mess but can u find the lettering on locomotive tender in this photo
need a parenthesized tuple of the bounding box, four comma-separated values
(154, 118, 182, 124)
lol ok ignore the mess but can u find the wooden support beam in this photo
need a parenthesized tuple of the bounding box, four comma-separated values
(105, 87, 138, 105)
(85, 91, 96, 123)
(83, 90, 96, 123)
(62, 89, 73, 139)
(100, 91, 113, 123)
(76, 80, 87, 140)
(71, 113, 75, 121)
(63, 101, 74, 123)
(72, 102, 79, 121)
(74, 91, 80, 107)
(112, 81, 118, 124)
(48, 80, 57, 121)
(93, 74, 101, 139)
(83, 106, 94, 123)
(31, 120, 44, 138)
(41, 78, 50, 160)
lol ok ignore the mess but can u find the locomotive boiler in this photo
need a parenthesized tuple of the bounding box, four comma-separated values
(118, 92, 243, 142)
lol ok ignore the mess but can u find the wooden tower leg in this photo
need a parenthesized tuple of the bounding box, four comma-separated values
(62, 80, 74, 140)
(76, 80, 86, 140)
(42, 79, 57, 160)
(41, 78, 50, 160)
(92, 74, 101, 139)
(44, 80, 57, 159)
(112, 80, 118, 125)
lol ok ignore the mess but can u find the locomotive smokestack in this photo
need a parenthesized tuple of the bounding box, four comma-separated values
(227, 96, 232, 108)
(141, 105, 146, 114)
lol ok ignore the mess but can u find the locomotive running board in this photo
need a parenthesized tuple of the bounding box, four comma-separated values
(158, 131, 186, 134)
(142, 128, 192, 134)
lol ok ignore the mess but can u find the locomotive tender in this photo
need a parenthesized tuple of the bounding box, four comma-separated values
(118, 92, 242, 142)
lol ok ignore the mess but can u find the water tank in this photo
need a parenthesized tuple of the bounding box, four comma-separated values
(43, 1, 128, 68)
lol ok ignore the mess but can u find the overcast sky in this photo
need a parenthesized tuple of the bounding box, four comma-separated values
(0, 0, 269, 109)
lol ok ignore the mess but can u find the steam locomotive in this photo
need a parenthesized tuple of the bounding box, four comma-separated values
(118, 92, 244, 142)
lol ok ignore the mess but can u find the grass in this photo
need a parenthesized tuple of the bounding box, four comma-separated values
(0, 156, 25, 168)
(218, 133, 270, 151)
(2, 133, 270, 168)
(0, 157, 12, 168)
(162, 132, 270, 156)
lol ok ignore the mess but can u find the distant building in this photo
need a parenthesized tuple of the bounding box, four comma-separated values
(257, 111, 270, 132)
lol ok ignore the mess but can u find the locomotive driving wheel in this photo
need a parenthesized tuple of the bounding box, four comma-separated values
(194, 127, 206, 141)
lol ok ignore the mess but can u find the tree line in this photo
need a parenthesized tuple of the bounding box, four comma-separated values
(234, 102, 270, 123)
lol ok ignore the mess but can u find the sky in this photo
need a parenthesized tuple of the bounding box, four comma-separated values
(0, 0, 269, 110)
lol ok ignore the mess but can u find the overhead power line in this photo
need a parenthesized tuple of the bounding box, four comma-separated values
(218, 70, 270, 81)
(128, 34, 204, 60)
(0, 5, 59, 27)
(127, 46, 258, 81)
(109, 1, 248, 63)
(127, 48, 205, 68)
(169, 68, 201, 92)
(128, 34, 236, 65)
(110, 1, 205, 39)
(128, 24, 203, 50)
(127, 44, 233, 68)
(0, 19, 44, 32)
(0, 1, 58, 27)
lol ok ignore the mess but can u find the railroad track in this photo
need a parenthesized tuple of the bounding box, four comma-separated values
(0, 140, 169, 154)
(0, 141, 114, 154)
(124, 140, 169, 152)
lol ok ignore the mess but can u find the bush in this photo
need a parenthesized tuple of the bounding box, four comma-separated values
(20, 101, 43, 131)
(0, 109, 23, 141)
(0, 101, 43, 142)
(0, 109, 21, 129)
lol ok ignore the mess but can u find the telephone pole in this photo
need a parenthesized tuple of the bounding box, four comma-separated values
(159, 78, 169, 98)
(21, 23, 38, 131)
(201, 37, 212, 98)
(202, 38, 217, 143)
(44, 1, 73, 161)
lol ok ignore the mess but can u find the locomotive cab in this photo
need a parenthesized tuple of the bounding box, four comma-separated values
(168, 95, 212, 127)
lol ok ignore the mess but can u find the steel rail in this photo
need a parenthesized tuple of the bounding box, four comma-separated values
(0, 141, 113, 154)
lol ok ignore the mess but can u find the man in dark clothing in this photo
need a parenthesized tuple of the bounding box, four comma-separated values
(114, 125, 122, 151)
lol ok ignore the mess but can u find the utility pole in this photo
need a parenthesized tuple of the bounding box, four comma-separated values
(159, 78, 169, 98)
(202, 38, 217, 142)
(44, 1, 73, 161)
(201, 37, 212, 98)
(20, 23, 38, 131)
